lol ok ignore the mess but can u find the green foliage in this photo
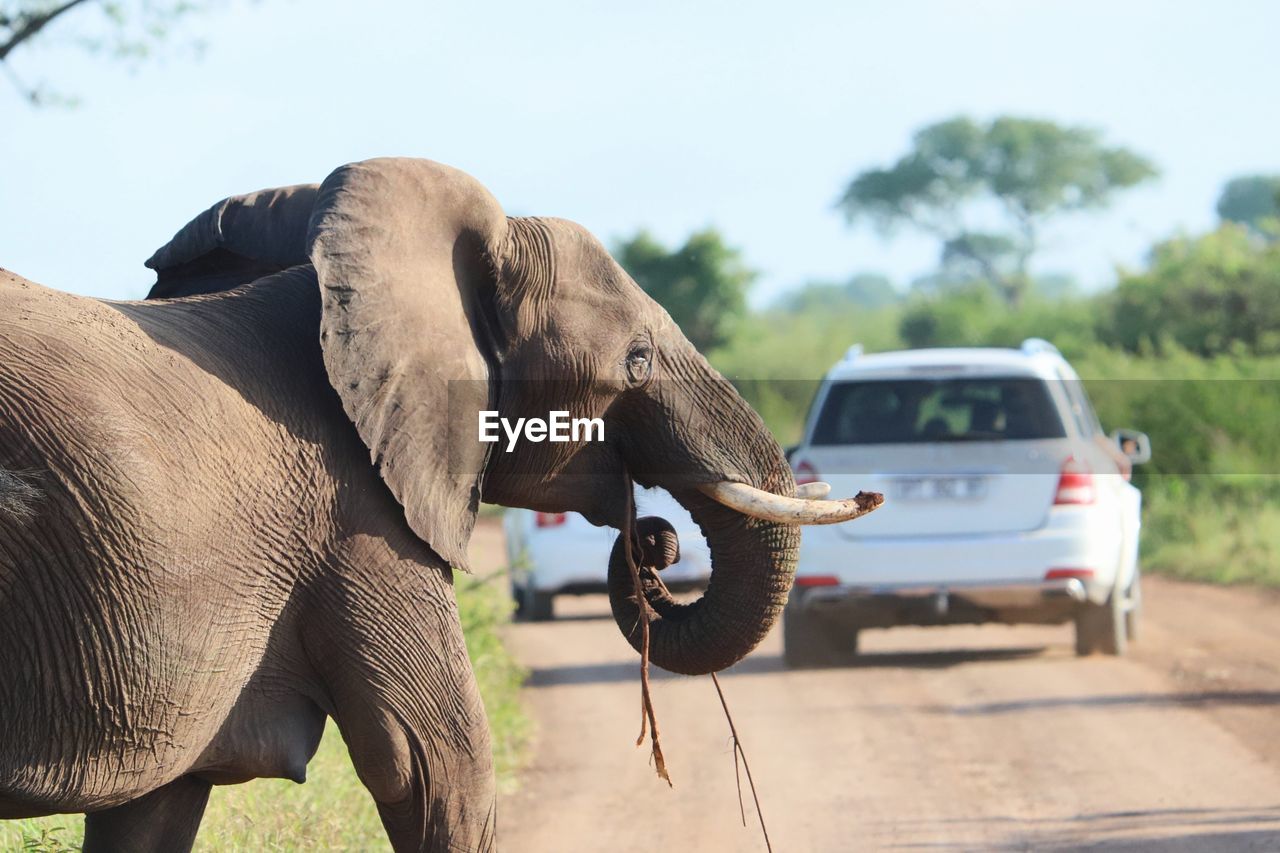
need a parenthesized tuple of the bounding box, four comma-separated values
(1217, 174, 1280, 235)
(194, 723, 388, 850)
(717, 273, 905, 445)
(615, 228, 755, 352)
(896, 283, 1099, 356)
(1, 1, 216, 106)
(838, 115, 1158, 306)
(774, 272, 900, 313)
(898, 283, 1004, 349)
(1138, 477, 1280, 586)
(1050, 345, 1280, 587)
(1072, 344, 1280, 479)
(840, 115, 987, 232)
(896, 224, 1280, 363)
(1104, 224, 1280, 356)
(939, 231, 1022, 284)
(710, 300, 904, 444)
(838, 114, 1159, 225)
(1, 568, 528, 850)
(15, 823, 78, 851)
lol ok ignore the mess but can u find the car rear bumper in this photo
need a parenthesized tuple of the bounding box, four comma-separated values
(797, 508, 1121, 600)
(791, 576, 1090, 628)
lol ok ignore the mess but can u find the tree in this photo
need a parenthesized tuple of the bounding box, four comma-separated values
(838, 115, 1158, 307)
(1217, 174, 1280, 237)
(898, 284, 1003, 349)
(614, 228, 755, 353)
(1, 1, 213, 105)
(909, 268, 1078, 301)
(775, 272, 899, 314)
(1104, 224, 1280, 357)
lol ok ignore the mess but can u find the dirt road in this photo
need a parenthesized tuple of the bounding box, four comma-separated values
(471, 525, 1280, 851)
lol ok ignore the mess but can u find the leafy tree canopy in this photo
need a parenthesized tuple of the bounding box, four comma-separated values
(839, 115, 1158, 307)
(614, 227, 755, 353)
(1216, 174, 1280, 236)
(1105, 224, 1280, 357)
(2, 0, 217, 105)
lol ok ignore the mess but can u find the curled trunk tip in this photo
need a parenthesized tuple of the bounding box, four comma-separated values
(608, 489, 799, 676)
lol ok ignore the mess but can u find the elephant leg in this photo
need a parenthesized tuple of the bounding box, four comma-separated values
(82, 775, 211, 853)
(308, 561, 496, 852)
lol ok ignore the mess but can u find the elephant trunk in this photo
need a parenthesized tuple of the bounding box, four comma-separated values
(607, 477, 800, 677)
(604, 336, 880, 675)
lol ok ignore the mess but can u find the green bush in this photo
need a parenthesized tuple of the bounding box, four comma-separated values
(1138, 476, 1280, 586)
(1064, 344, 1280, 586)
(898, 286, 1101, 356)
(710, 304, 903, 444)
(1073, 344, 1280, 482)
(1103, 225, 1280, 357)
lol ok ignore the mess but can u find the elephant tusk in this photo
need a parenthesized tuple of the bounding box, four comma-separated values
(794, 481, 832, 500)
(697, 481, 883, 525)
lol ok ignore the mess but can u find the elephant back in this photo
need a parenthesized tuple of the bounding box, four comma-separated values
(145, 183, 318, 299)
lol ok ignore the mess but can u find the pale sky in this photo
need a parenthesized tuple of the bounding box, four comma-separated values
(1, 0, 1277, 305)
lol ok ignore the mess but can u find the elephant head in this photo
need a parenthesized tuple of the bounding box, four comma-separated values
(146, 157, 878, 676)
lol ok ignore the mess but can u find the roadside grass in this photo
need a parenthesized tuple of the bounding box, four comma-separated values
(456, 568, 531, 791)
(1074, 347, 1280, 589)
(2, 569, 528, 851)
(1140, 477, 1280, 587)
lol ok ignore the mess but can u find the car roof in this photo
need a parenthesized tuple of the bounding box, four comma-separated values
(825, 344, 1073, 382)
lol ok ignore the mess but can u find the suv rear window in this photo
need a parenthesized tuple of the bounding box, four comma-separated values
(810, 377, 1067, 445)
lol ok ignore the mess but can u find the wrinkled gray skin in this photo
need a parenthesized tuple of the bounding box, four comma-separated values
(0, 158, 798, 851)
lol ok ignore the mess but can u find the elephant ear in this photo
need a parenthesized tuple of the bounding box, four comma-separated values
(308, 158, 509, 572)
(145, 183, 319, 299)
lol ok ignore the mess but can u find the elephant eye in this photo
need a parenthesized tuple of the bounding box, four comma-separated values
(625, 346, 653, 385)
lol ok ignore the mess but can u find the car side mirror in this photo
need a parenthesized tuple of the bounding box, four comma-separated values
(1111, 429, 1152, 464)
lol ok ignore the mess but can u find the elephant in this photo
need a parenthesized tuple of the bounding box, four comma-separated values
(0, 157, 877, 851)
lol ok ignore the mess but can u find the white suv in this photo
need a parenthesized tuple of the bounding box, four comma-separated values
(785, 339, 1151, 666)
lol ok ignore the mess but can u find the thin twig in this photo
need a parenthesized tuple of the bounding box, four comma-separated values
(711, 671, 772, 852)
(624, 481, 670, 785)
(732, 734, 746, 827)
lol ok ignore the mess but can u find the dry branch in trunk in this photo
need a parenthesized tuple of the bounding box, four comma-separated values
(623, 485, 671, 785)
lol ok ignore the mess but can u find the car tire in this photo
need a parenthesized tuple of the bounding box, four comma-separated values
(782, 609, 859, 668)
(1074, 587, 1127, 656)
(524, 589, 554, 622)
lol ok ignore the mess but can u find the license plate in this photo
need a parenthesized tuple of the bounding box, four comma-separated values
(893, 475, 987, 501)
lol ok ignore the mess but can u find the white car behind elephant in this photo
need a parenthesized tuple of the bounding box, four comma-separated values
(503, 487, 711, 621)
(785, 339, 1151, 666)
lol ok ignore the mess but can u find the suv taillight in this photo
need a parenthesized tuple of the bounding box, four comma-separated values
(794, 459, 819, 486)
(535, 512, 568, 528)
(1045, 568, 1095, 581)
(1053, 457, 1095, 505)
(795, 575, 839, 587)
